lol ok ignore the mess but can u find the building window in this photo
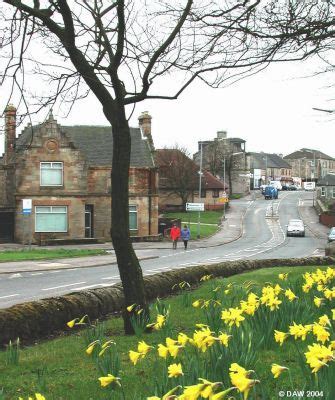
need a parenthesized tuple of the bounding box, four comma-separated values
(129, 205, 138, 230)
(35, 206, 67, 232)
(321, 187, 326, 197)
(212, 189, 220, 198)
(332, 187, 335, 199)
(40, 162, 63, 186)
(201, 189, 206, 198)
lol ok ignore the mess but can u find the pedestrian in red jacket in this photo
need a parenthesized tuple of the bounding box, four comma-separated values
(170, 223, 181, 249)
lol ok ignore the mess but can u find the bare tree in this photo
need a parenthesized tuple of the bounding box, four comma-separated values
(155, 146, 198, 210)
(1, 0, 333, 333)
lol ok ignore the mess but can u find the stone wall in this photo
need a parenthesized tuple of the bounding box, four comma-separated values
(0, 256, 333, 346)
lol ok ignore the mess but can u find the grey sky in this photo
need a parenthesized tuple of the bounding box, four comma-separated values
(1, 59, 334, 159)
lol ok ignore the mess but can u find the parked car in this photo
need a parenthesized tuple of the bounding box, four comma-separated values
(264, 185, 278, 200)
(328, 227, 335, 242)
(282, 185, 289, 191)
(270, 180, 282, 191)
(288, 185, 298, 191)
(286, 219, 305, 237)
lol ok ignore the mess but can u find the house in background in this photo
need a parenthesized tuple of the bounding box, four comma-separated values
(155, 148, 227, 212)
(193, 131, 250, 196)
(284, 148, 335, 183)
(0, 106, 159, 244)
(248, 152, 293, 189)
(316, 173, 335, 227)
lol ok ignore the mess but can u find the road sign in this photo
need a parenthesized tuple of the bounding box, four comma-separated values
(186, 202, 204, 212)
(221, 192, 228, 198)
(22, 199, 32, 215)
(218, 197, 229, 203)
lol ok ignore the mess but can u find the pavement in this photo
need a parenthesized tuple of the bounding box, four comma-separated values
(0, 191, 329, 274)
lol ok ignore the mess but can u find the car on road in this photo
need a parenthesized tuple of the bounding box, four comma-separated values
(288, 185, 298, 191)
(328, 227, 335, 242)
(286, 219, 305, 237)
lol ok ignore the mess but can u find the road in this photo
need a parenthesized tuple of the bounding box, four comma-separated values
(0, 191, 326, 308)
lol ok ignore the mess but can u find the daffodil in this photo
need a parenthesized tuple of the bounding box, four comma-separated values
(285, 289, 298, 302)
(126, 303, 136, 312)
(35, 395, 46, 400)
(209, 387, 236, 400)
(129, 350, 144, 365)
(168, 363, 184, 378)
(137, 340, 152, 354)
(289, 322, 311, 341)
(177, 332, 189, 346)
(217, 332, 231, 347)
(229, 363, 259, 400)
(271, 364, 288, 378)
(305, 343, 334, 373)
(312, 324, 330, 344)
(318, 314, 331, 327)
(278, 273, 288, 280)
(86, 340, 99, 355)
(98, 374, 121, 388)
(314, 297, 324, 308)
(274, 330, 289, 346)
(157, 343, 169, 359)
(66, 318, 79, 328)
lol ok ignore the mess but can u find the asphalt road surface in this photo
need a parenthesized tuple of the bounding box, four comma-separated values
(0, 191, 326, 308)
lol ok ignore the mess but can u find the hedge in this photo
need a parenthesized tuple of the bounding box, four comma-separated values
(0, 256, 334, 346)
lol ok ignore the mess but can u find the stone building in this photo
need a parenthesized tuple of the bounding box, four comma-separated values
(248, 152, 293, 189)
(193, 131, 250, 196)
(0, 106, 158, 244)
(284, 148, 335, 183)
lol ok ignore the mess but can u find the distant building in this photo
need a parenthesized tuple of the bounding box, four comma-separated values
(193, 131, 250, 195)
(284, 148, 335, 183)
(155, 148, 227, 211)
(316, 173, 335, 227)
(248, 152, 292, 189)
(0, 106, 158, 244)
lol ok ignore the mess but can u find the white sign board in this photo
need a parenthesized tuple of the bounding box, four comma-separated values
(186, 202, 205, 212)
(22, 199, 32, 214)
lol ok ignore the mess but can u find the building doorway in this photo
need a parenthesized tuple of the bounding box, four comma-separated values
(0, 211, 14, 242)
(85, 205, 94, 238)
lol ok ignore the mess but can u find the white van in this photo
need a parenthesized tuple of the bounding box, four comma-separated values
(270, 181, 282, 191)
(304, 182, 315, 191)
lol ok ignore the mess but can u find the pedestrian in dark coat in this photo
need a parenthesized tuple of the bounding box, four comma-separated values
(180, 224, 191, 250)
(170, 223, 181, 249)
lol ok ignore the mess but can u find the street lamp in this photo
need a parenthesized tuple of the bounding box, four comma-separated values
(197, 142, 203, 239)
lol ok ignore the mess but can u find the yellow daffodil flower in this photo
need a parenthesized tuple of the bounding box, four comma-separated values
(314, 297, 324, 307)
(66, 318, 79, 328)
(137, 341, 152, 355)
(158, 343, 169, 359)
(274, 330, 289, 346)
(86, 340, 99, 355)
(98, 374, 121, 388)
(35, 395, 46, 400)
(285, 289, 298, 302)
(129, 350, 144, 365)
(126, 304, 136, 312)
(289, 322, 311, 341)
(312, 324, 330, 344)
(305, 343, 334, 373)
(168, 363, 183, 378)
(177, 332, 189, 346)
(318, 314, 331, 327)
(217, 332, 231, 347)
(271, 364, 288, 378)
(278, 273, 288, 281)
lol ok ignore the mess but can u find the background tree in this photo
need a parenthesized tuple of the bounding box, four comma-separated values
(155, 146, 198, 210)
(1, 0, 332, 333)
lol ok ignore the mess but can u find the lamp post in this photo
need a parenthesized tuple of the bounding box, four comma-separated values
(223, 157, 226, 220)
(197, 142, 203, 239)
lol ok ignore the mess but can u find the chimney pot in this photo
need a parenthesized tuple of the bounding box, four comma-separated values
(138, 111, 154, 151)
(4, 104, 17, 161)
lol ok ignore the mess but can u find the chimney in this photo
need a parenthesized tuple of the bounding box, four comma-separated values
(138, 111, 154, 151)
(217, 130, 227, 140)
(4, 104, 16, 160)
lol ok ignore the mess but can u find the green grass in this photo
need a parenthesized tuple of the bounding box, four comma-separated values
(163, 211, 223, 225)
(0, 265, 333, 400)
(0, 248, 107, 263)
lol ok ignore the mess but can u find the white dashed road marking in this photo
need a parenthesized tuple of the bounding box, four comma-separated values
(42, 282, 86, 291)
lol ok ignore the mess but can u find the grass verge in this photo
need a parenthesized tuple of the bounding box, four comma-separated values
(0, 248, 107, 263)
(0, 264, 334, 399)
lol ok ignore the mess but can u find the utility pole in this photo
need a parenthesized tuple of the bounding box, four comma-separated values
(197, 142, 203, 239)
(223, 157, 226, 220)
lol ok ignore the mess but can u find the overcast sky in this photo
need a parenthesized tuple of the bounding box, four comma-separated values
(1, 58, 334, 159)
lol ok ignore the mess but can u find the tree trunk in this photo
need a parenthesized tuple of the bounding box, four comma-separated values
(105, 105, 148, 334)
